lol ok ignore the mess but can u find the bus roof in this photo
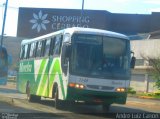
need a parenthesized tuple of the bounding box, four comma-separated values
(21, 27, 128, 45)
(64, 27, 128, 39)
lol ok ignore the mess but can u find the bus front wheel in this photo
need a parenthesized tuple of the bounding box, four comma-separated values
(102, 104, 110, 113)
(54, 87, 62, 109)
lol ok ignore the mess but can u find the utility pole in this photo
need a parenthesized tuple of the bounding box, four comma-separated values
(81, 0, 84, 17)
(1, 0, 8, 47)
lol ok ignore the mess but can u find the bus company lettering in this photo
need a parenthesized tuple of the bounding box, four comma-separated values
(19, 63, 32, 72)
(51, 15, 90, 30)
(111, 81, 123, 85)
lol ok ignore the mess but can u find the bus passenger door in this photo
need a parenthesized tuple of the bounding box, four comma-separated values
(61, 42, 71, 99)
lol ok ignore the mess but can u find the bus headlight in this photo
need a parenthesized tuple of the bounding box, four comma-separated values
(116, 87, 126, 92)
(69, 83, 85, 89)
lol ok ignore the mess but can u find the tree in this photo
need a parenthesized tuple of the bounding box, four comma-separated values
(142, 56, 160, 90)
(149, 58, 160, 90)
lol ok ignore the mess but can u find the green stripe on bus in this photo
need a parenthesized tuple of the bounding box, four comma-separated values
(49, 58, 65, 99)
(38, 63, 48, 96)
(36, 59, 47, 94)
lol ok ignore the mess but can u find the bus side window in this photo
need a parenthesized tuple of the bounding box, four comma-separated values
(20, 45, 25, 59)
(44, 39, 51, 57)
(49, 37, 56, 56)
(36, 41, 43, 57)
(41, 40, 46, 57)
(53, 35, 62, 55)
(27, 44, 31, 59)
(29, 42, 36, 58)
(24, 44, 29, 59)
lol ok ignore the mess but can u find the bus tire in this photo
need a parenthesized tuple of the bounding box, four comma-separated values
(26, 81, 31, 101)
(28, 94, 41, 102)
(26, 82, 41, 102)
(102, 104, 110, 113)
(54, 87, 62, 109)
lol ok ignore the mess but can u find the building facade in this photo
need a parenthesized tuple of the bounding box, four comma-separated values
(131, 39, 160, 92)
(17, 8, 160, 38)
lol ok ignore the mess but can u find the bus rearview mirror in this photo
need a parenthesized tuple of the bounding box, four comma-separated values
(130, 56, 136, 69)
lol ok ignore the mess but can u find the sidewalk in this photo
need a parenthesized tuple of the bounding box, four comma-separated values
(0, 82, 26, 102)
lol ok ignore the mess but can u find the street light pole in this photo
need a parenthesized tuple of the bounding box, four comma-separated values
(1, 0, 8, 47)
(81, 0, 84, 17)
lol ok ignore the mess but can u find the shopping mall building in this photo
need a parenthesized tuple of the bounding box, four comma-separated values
(17, 8, 160, 38)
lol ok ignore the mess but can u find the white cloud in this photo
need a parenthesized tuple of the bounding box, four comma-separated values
(145, 0, 160, 4)
(111, 0, 130, 4)
(0, 0, 5, 4)
(12, 0, 82, 9)
(150, 8, 160, 12)
(116, 0, 130, 3)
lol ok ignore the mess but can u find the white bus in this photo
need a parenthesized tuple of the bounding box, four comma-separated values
(18, 27, 135, 112)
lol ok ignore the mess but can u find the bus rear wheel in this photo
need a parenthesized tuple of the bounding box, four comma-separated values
(27, 94, 41, 102)
(26, 82, 41, 102)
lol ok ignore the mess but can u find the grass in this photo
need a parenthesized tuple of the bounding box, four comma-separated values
(137, 92, 160, 99)
(128, 88, 160, 100)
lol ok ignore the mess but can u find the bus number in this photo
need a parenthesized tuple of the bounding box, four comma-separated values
(79, 78, 88, 83)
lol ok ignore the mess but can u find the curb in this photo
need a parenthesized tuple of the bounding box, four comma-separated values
(138, 96, 154, 99)
(138, 96, 160, 101)
(0, 94, 14, 104)
(128, 95, 160, 101)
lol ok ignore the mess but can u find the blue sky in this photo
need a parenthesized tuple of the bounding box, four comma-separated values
(0, 0, 160, 36)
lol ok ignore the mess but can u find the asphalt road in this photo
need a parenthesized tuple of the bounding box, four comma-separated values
(13, 97, 160, 113)
(0, 101, 66, 119)
(0, 97, 160, 119)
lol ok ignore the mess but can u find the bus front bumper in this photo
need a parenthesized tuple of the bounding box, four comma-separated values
(66, 87, 127, 104)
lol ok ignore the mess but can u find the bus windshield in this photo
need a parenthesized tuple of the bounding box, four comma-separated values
(70, 34, 130, 79)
